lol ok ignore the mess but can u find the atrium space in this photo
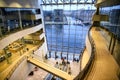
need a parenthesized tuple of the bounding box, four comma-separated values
(0, 0, 120, 80)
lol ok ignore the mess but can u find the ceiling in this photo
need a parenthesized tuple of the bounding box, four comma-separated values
(96, 0, 120, 7)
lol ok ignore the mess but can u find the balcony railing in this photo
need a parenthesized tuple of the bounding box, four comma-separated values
(1, 45, 40, 80)
(0, 21, 42, 40)
(74, 26, 95, 79)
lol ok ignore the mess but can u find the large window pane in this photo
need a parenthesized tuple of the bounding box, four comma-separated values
(43, 3, 95, 55)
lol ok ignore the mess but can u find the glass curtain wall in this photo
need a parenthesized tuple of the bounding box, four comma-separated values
(100, 5, 120, 66)
(0, 8, 41, 38)
(41, 0, 95, 60)
(100, 5, 120, 36)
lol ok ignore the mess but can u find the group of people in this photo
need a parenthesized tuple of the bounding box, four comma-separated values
(55, 57, 72, 75)
(73, 58, 79, 63)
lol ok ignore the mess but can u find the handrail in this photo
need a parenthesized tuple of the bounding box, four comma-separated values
(99, 26, 119, 39)
(79, 46, 86, 71)
(74, 26, 95, 80)
(0, 23, 42, 40)
(0, 45, 40, 80)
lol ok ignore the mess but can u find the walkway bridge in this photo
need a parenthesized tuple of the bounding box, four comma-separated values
(27, 57, 74, 80)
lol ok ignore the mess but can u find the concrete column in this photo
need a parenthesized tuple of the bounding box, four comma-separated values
(18, 9, 23, 29)
(49, 51, 51, 58)
(67, 53, 68, 61)
(32, 20, 34, 26)
(61, 52, 62, 59)
(55, 51, 57, 59)
(21, 37, 25, 54)
(96, 7, 99, 15)
(0, 9, 3, 37)
(92, 7, 100, 27)
(0, 26, 2, 37)
(73, 54, 75, 61)
(21, 37, 25, 43)
(4, 48, 10, 64)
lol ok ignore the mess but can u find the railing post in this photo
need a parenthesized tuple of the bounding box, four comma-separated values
(111, 35, 116, 55)
(109, 33, 113, 51)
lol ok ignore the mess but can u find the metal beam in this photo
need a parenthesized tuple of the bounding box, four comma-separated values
(41, 2, 94, 5)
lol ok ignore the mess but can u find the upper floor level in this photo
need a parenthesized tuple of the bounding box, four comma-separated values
(0, 0, 46, 50)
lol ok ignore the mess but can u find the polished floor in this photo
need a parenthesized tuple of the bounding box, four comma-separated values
(85, 27, 119, 80)
(26, 68, 48, 80)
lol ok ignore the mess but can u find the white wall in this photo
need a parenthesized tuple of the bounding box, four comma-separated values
(9, 37, 47, 80)
(9, 59, 35, 80)
(86, 35, 92, 57)
(34, 42, 48, 57)
(40, 4, 48, 55)
(9, 42, 47, 80)
(81, 32, 92, 70)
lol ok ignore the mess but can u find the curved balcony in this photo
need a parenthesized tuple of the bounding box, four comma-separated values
(0, 24, 44, 50)
(74, 25, 95, 79)
(0, 45, 40, 80)
(76, 26, 119, 80)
